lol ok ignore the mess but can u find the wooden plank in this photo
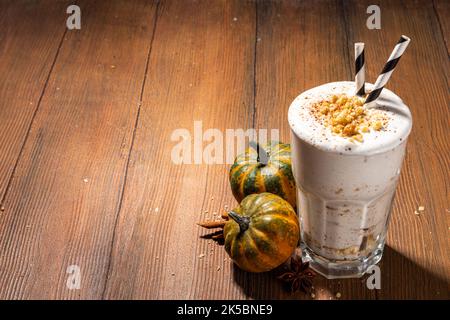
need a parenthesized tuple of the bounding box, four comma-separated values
(103, 0, 256, 299)
(1, 0, 447, 300)
(433, 0, 450, 53)
(254, 0, 375, 300)
(344, 0, 450, 299)
(0, 0, 158, 299)
(0, 0, 69, 200)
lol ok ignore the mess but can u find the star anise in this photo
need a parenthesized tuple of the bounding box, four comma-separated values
(278, 255, 316, 294)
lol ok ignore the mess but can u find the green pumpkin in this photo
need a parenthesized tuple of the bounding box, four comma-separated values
(229, 141, 296, 208)
(224, 193, 300, 273)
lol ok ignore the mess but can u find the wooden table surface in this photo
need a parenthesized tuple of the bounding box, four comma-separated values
(0, 0, 448, 300)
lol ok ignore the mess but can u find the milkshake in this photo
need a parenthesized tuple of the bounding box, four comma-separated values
(288, 81, 412, 278)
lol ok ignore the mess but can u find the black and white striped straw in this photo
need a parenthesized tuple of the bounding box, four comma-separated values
(365, 35, 411, 107)
(355, 42, 365, 96)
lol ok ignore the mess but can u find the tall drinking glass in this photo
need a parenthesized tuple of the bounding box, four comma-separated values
(288, 81, 412, 278)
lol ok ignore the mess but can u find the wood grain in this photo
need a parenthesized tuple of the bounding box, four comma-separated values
(343, 0, 450, 299)
(103, 0, 256, 299)
(433, 0, 450, 54)
(0, 0, 448, 300)
(0, 0, 69, 200)
(253, 0, 375, 300)
(0, 0, 158, 299)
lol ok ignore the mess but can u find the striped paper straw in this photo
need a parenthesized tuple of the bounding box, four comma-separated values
(365, 35, 411, 107)
(355, 42, 365, 96)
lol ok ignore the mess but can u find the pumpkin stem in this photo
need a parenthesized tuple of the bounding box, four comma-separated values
(228, 211, 250, 232)
(249, 141, 269, 165)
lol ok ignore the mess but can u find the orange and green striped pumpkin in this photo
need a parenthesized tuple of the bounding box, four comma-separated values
(224, 193, 300, 273)
(229, 141, 296, 208)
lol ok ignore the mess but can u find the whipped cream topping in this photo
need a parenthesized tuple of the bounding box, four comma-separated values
(288, 81, 412, 155)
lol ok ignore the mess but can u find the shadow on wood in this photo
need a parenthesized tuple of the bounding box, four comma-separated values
(232, 263, 298, 300)
(231, 245, 450, 299)
(377, 245, 449, 299)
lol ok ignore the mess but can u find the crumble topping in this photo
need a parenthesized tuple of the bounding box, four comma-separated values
(310, 94, 389, 142)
